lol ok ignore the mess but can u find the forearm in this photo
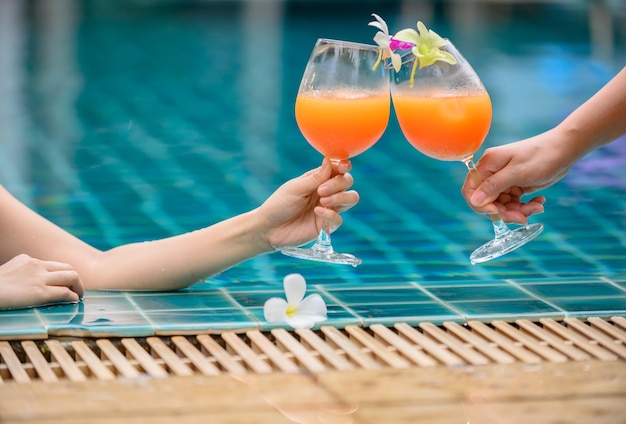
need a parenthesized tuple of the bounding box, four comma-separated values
(554, 66, 626, 161)
(82, 210, 273, 291)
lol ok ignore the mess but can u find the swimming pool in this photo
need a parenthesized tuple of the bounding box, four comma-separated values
(0, 0, 625, 337)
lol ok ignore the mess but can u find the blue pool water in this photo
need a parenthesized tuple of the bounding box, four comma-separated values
(0, 0, 625, 337)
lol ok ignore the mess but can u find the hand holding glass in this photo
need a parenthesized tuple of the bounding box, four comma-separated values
(390, 42, 543, 264)
(281, 39, 390, 266)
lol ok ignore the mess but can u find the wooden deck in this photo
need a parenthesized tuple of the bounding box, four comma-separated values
(1, 317, 625, 423)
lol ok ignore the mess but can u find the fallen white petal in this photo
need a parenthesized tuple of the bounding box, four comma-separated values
(283, 273, 306, 305)
(285, 315, 318, 329)
(263, 297, 288, 323)
(298, 294, 327, 319)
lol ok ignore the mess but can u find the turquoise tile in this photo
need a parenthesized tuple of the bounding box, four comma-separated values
(324, 304, 363, 327)
(145, 309, 258, 335)
(129, 292, 236, 311)
(613, 280, 626, 291)
(513, 277, 605, 284)
(520, 282, 626, 299)
(415, 279, 503, 288)
(424, 284, 533, 302)
(186, 281, 231, 291)
(0, 310, 47, 340)
(37, 294, 139, 314)
(323, 287, 433, 304)
(348, 302, 463, 326)
(217, 279, 283, 291)
(352, 276, 421, 286)
(227, 289, 340, 310)
(450, 299, 565, 322)
(227, 290, 287, 308)
(38, 302, 153, 337)
(552, 297, 626, 318)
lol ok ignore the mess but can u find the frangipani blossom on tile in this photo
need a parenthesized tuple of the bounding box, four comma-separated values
(263, 274, 327, 329)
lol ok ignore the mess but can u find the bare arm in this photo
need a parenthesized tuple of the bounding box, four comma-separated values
(0, 158, 358, 292)
(462, 66, 626, 223)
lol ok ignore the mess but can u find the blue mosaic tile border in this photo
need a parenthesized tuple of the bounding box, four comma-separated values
(1, 275, 624, 339)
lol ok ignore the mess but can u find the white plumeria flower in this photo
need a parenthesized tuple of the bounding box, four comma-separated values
(264, 273, 327, 329)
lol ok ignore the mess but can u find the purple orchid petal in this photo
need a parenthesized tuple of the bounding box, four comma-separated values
(389, 38, 415, 51)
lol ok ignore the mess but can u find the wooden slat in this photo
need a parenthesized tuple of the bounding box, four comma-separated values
(420, 323, 489, 365)
(21, 340, 58, 383)
(146, 337, 193, 377)
(321, 326, 381, 370)
(492, 320, 568, 363)
(467, 321, 542, 364)
(3, 319, 626, 386)
(552, 318, 626, 361)
(196, 335, 247, 374)
(0, 341, 30, 383)
(171, 336, 220, 376)
(121, 338, 168, 378)
(271, 329, 327, 373)
(444, 322, 516, 364)
(541, 319, 616, 361)
(247, 331, 300, 373)
(370, 324, 437, 367)
(564, 318, 626, 360)
(610, 316, 626, 332)
(45, 340, 87, 382)
(517, 320, 591, 361)
(295, 329, 354, 371)
(71, 341, 115, 380)
(345, 326, 410, 369)
(221, 332, 272, 374)
(394, 323, 465, 366)
(96, 339, 141, 378)
(588, 317, 626, 344)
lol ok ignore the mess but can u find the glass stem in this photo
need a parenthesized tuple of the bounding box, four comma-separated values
(463, 157, 512, 241)
(311, 225, 334, 254)
(310, 158, 342, 254)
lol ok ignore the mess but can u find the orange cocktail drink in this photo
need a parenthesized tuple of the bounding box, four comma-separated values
(295, 90, 390, 160)
(392, 93, 492, 161)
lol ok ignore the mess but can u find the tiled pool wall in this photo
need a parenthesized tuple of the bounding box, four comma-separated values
(0, 0, 625, 337)
(1, 275, 625, 339)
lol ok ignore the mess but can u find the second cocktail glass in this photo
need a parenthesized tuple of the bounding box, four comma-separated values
(390, 41, 543, 264)
(280, 38, 390, 266)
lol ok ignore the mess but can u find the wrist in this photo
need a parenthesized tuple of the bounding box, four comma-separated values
(246, 209, 278, 254)
(550, 123, 593, 165)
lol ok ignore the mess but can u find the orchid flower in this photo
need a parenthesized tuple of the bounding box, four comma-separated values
(368, 13, 406, 72)
(393, 21, 457, 86)
(263, 274, 327, 329)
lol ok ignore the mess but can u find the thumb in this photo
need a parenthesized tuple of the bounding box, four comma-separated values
(295, 159, 332, 195)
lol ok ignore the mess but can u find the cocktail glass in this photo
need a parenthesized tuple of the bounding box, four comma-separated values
(281, 38, 390, 266)
(390, 41, 543, 264)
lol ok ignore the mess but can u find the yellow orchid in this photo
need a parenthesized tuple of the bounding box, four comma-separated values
(393, 21, 457, 86)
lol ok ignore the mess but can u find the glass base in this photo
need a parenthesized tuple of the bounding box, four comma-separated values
(280, 246, 362, 267)
(470, 223, 543, 265)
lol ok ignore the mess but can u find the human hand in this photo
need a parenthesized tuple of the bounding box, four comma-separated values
(258, 158, 359, 249)
(461, 132, 573, 224)
(0, 254, 84, 310)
